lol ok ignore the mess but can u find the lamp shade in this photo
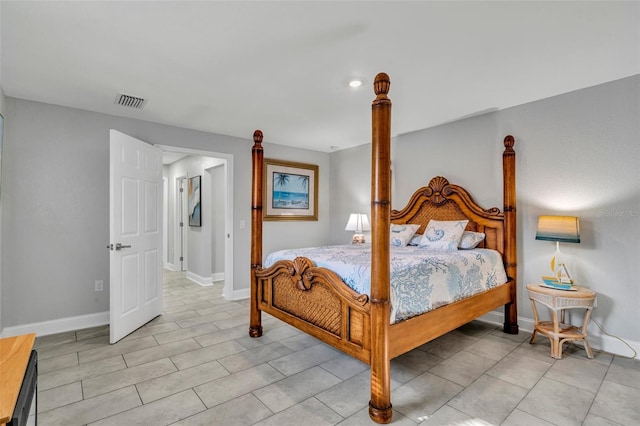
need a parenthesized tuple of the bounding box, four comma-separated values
(345, 213, 371, 232)
(535, 215, 580, 243)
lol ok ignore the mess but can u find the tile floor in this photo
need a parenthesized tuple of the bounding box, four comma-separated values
(34, 271, 640, 426)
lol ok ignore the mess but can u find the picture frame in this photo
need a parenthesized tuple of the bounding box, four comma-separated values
(264, 159, 318, 221)
(188, 175, 201, 227)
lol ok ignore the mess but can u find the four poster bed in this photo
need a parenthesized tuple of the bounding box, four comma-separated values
(249, 73, 518, 424)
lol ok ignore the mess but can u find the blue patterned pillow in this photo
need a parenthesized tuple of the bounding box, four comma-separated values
(459, 231, 485, 249)
(390, 223, 420, 247)
(418, 220, 468, 251)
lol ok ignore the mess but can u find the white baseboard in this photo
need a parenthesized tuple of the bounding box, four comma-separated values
(164, 262, 179, 272)
(478, 311, 639, 359)
(1, 311, 109, 338)
(186, 271, 213, 287)
(211, 272, 225, 282)
(225, 287, 249, 301)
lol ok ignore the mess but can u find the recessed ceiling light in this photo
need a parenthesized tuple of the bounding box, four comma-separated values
(348, 80, 362, 88)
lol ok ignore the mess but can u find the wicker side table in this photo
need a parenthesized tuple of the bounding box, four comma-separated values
(526, 283, 596, 359)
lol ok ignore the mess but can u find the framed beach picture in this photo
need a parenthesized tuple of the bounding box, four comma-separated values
(188, 175, 201, 227)
(264, 159, 318, 221)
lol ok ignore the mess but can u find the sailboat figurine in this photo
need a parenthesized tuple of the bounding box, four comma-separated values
(542, 246, 575, 290)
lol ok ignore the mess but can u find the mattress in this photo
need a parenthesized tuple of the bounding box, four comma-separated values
(264, 244, 508, 323)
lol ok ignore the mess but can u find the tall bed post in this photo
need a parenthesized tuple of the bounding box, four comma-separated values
(369, 73, 393, 424)
(502, 135, 519, 334)
(249, 130, 264, 338)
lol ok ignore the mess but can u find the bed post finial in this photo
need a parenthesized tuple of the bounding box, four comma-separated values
(250, 129, 264, 338)
(253, 129, 263, 145)
(373, 72, 390, 99)
(503, 135, 514, 151)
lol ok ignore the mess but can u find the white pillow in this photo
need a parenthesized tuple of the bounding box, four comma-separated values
(419, 220, 468, 251)
(458, 231, 485, 249)
(408, 234, 422, 246)
(390, 223, 420, 247)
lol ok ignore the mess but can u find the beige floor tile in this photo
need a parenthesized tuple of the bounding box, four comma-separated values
(545, 355, 609, 393)
(415, 404, 473, 425)
(34, 331, 77, 350)
(37, 381, 83, 413)
(391, 371, 463, 421)
(518, 377, 595, 425)
(75, 325, 110, 341)
(428, 350, 496, 387)
(78, 335, 158, 364)
(38, 386, 141, 426)
(153, 323, 220, 345)
(173, 393, 272, 426)
(38, 352, 78, 374)
(39, 355, 126, 391)
(136, 360, 229, 403)
(268, 343, 341, 376)
(82, 358, 177, 398)
(253, 397, 343, 426)
(339, 406, 418, 425)
(123, 338, 201, 367)
(463, 333, 520, 361)
(88, 389, 206, 426)
(253, 366, 342, 413)
(500, 409, 555, 426)
(193, 324, 247, 348)
(604, 356, 640, 390)
(218, 341, 292, 373)
(447, 374, 528, 424)
(319, 352, 369, 380)
(171, 339, 247, 370)
(417, 331, 477, 359)
(589, 380, 640, 425)
(315, 370, 374, 418)
(194, 363, 285, 408)
(486, 351, 551, 389)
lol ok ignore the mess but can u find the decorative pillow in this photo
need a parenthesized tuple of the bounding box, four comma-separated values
(458, 231, 486, 249)
(418, 220, 468, 251)
(390, 224, 420, 247)
(408, 234, 422, 246)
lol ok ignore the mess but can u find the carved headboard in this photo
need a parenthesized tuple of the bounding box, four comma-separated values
(390, 176, 506, 256)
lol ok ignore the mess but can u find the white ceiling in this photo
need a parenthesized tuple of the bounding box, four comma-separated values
(2, 1, 639, 152)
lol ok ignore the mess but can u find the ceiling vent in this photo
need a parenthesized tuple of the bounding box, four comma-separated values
(115, 93, 146, 110)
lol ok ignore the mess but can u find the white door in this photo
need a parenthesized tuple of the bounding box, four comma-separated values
(109, 130, 163, 343)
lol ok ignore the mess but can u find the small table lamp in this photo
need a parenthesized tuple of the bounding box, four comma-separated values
(345, 213, 370, 244)
(536, 215, 580, 283)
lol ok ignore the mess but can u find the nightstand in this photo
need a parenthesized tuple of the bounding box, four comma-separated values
(526, 283, 596, 359)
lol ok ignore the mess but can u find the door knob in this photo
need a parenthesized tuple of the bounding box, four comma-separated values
(115, 243, 131, 250)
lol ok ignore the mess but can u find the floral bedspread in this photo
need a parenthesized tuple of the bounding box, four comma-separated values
(264, 244, 508, 323)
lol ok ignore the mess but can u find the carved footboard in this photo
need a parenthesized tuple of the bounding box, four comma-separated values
(254, 257, 372, 363)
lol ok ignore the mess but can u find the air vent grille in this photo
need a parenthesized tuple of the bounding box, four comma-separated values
(115, 93, 146, 109)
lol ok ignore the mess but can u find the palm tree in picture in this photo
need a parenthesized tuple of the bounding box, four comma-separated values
(274, 173, 289, 206)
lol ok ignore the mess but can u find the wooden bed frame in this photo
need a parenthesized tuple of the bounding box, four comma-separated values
(249, 73, 518, 424)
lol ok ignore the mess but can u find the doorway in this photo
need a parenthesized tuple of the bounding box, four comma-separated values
(158, 145, 234, 299)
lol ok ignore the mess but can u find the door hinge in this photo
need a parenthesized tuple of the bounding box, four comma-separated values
(180, 188, 184, 193)
(180, 222, 184, 227)
(179, 256, 183, 261)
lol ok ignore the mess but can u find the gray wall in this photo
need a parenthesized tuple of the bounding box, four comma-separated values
(0, 88, 5, 334)
(209, 164, 226, 277)
(330, 75, 640, 348)
(1, 98, 331, 329)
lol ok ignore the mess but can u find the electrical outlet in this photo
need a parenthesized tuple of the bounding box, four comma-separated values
(95, 280, 104, 292)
